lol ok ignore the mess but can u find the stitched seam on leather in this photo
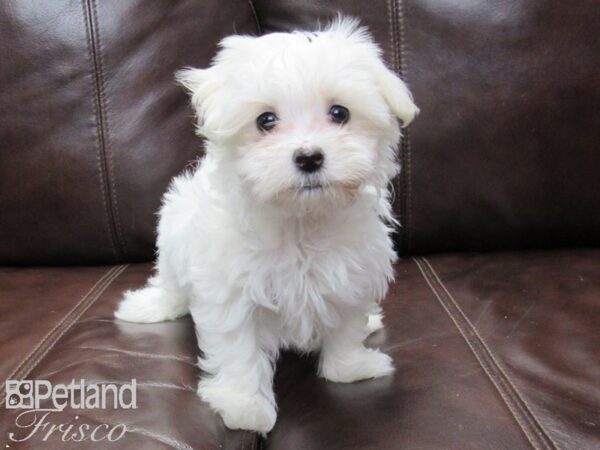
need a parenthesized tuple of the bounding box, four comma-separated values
(413, 258, 540, 449)
(82, 0, 127, 261)
(0, 265, 127, 405)
(386, 0, 398, 218)
(256, 433, 264, 450)
(389, 0, 412, 254)
(247, 0, 262, 35)
(398, 0, 412, 254)
(91, 0, 128, 259)
(387, 0, 401, 98)
(250, 430, 262, 450)
(81, 0, 118, 261)
(387, 0, 400, 223)
(16, 265, 128, 382)
(0, 266, 117, 390)
(421, 257, 560, 450)
(414, 257, 557, 450)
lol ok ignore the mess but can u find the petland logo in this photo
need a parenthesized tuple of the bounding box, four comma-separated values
(5, 379, 136, 443)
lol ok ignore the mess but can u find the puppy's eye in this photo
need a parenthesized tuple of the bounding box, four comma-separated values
(329, 105, 350, 124)
(256, 112, 278, 132)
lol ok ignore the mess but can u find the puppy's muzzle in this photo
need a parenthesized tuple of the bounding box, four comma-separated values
(294, 148, 324, 173)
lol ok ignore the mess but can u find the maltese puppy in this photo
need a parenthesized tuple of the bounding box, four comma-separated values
(115, 17, 417, 433)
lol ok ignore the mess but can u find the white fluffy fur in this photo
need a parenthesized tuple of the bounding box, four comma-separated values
(115, 18, 417, 434)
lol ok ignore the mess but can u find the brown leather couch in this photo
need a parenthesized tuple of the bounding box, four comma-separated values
(1, 1, 598, 449)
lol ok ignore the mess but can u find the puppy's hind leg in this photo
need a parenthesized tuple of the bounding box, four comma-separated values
(115, 274, 189, 323)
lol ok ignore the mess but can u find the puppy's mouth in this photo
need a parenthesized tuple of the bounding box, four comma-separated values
(300, 182, 324, 192)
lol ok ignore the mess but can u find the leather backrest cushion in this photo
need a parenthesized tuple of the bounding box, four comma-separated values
(399, 1, 600, 254)
(2, 1, 598, 264)
(0, 0, 258, 264)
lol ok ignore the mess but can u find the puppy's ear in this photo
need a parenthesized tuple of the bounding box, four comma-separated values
(375, 63, 419, 127)
(175, 67, 216, 110)
(176, 67, 205, 90)
(176, 67, 225, 139)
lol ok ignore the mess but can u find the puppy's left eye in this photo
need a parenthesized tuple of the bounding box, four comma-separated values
(256, 112, 279, 132)
(329, 105, 350, 124)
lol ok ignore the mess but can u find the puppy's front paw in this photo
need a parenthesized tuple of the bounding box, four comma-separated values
(221, 392, 276, 434)
(320, 348, 394, 383)
(198, 382, 277, 434)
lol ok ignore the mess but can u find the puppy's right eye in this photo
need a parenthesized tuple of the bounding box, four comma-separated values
(256, 112, 278, 132)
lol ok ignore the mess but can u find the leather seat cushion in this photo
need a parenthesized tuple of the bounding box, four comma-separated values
(1, 250, 598, 448)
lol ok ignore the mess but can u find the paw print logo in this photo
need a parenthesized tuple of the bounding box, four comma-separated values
(5, 380, 34, 409)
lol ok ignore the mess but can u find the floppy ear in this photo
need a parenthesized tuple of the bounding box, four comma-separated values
(176, 67, 225, 139)
(175, 67, 216, 110)
(175, 67, 205, 91)
(375, 63, 419, 127)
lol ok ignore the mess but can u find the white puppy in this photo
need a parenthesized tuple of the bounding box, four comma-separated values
(115, 17, 417, 434)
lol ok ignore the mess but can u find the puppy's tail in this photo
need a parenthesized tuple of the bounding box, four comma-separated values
(115, 277, 189, 323)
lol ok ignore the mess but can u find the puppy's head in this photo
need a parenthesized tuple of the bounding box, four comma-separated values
(177, 17, 418, 213)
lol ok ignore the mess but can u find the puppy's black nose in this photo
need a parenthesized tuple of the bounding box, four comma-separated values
(294, 149, 324, 173)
